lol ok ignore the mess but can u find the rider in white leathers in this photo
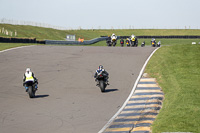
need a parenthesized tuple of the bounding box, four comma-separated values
(111, 33, 117, 43)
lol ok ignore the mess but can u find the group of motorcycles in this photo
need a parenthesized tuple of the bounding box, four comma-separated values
(106, 34, 138, 47)
(106, 34, 161, 47)
(151, 38, 161, 47)
(24, 35, 161, 98)
(24, 69, 109, 98)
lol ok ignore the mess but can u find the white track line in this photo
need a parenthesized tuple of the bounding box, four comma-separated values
(98, 47, 160, 133)
(0, 45, 35, 53)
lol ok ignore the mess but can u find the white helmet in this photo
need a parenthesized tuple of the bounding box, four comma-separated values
(26, 68, 31, 73)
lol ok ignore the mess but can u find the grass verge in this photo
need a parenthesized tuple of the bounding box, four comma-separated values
(0, 43, 37, 51)
(145, 44, 200, 132)
(1, 24, 200, 41)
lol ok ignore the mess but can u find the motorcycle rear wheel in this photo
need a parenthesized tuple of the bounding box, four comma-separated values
(28, 86, 35, 98)
(99, 80, 105, 92)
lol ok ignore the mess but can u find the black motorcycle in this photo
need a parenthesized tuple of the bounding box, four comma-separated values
(24, 80, 38, 98)
(106, 38, 112, 46)
(96, 73, 109, 92)
(131, 38, 138, 47)
(126, 39, 130, 47)
(151, 41, 156, 47)
(120, 39, 124, 47)
(141, 41, 145, 47)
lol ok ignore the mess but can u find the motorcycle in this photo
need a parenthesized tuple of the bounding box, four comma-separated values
(96, 73, 109, 92)
(151, 40, 156, 47)
(131, 38, 138, 47)
(126, 39, 130, 47)
(111, 36, 117, 47)
(157, 41, 161, 47)
(106, 37, 112, 46)
(141, 41, 145, 47)
(24, 80, 38, 98)
(120, 39, 124, 47)
(106, 35, 117, 47)
(151, 38, 156, 47)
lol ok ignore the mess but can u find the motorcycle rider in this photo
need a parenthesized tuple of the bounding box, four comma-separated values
(94, 65, 109, 85)
(23, 68, 38, 92)
(126, 38, 130, 46)
(151, 38, 156, 47)
(157, 41, 161, 46)
(120, 38, 124, 46)
(141, 41, 145, 47)
(151, 38, 156, 43)
(131, 34, 135, 40)
(111, 33, 117, 42)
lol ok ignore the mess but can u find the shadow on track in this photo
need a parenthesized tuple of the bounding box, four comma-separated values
(104, 89, 118, 93)
(34, 94, 49, 98)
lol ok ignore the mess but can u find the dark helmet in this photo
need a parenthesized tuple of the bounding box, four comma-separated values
(99, 65, 103, 70)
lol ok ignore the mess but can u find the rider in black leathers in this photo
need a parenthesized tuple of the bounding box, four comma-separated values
(94, 65, 109, 85)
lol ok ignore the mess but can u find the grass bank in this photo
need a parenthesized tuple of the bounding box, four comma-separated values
(145, 45, 200, 132)
(1, 24, 200, 40)
(0, 43, 38, 51)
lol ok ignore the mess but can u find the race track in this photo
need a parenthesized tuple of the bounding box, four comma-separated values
(0, 45, 156, 133)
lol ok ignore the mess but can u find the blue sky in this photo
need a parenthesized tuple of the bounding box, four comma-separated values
(0, 0, 200, 29)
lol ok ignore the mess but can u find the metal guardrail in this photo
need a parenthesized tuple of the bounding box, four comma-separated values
(101, 36, 200, 39)
(45, 37, 108, 45)
(1, 35, 200, 44)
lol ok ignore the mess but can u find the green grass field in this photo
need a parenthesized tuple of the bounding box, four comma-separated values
(1, 24, 200, 132)
(0, 43, 37, 51)
(145, 45, 200, 133)
(1, 24, 200, 40)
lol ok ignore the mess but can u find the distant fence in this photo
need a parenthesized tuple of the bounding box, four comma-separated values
(0, 18, 67, 30)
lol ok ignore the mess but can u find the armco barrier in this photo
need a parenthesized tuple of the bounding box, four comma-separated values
(1, 35, 200, 45)
(137, 35, 200, 39)
(45, 37, 108, 45)
(101, 35, 200, 39)
(0, 37, 37, 43)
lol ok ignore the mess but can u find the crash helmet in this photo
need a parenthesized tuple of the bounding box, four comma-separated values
(26, 68, 31, 73)
(98, 65, 103, 70)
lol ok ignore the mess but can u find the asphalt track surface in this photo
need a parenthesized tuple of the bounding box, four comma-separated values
(0, 45, 156, 133)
